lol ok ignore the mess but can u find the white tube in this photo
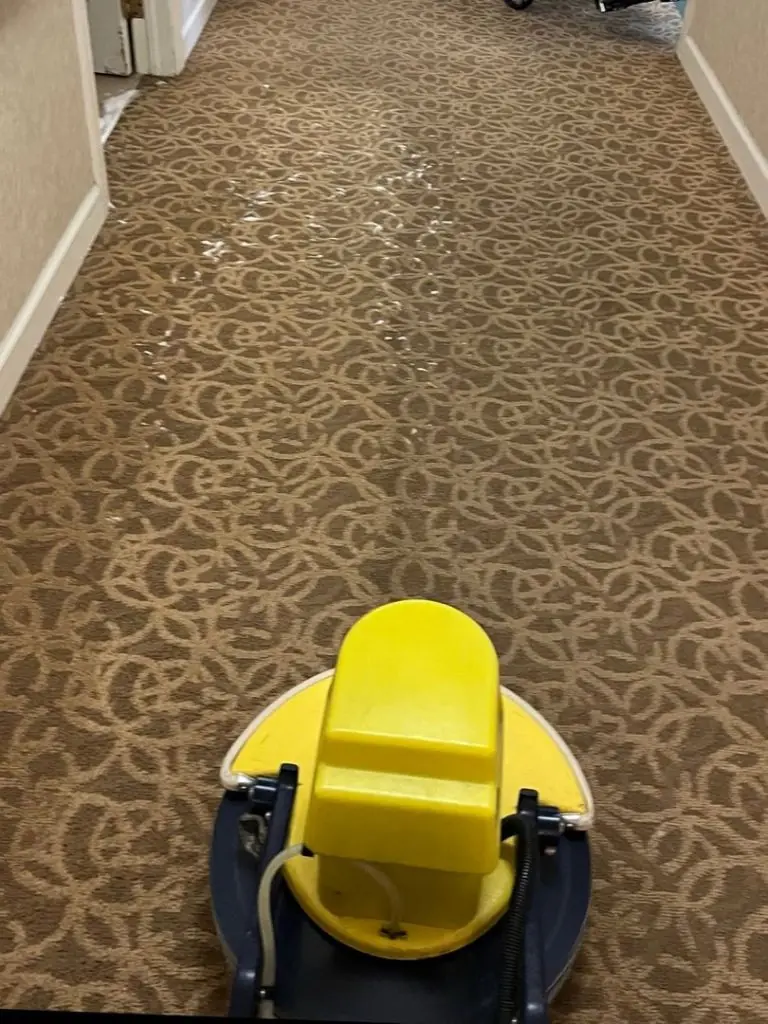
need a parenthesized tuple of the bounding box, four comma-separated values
(352, 861, 404, 936)
(257, 844, 305, 1018)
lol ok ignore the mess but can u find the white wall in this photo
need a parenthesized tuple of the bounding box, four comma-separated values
(678, 0, 768, 218)
(0, 0, 108, 414)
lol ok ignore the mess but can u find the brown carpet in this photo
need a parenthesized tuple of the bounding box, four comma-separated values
(2, 0, 768, 1018)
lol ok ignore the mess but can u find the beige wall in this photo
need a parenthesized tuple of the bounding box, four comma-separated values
(686, 0, 768, 156)
(0, 1, 97, 338)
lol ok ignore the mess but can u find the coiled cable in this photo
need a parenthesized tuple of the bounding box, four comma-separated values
(497, 813, 537, 1024)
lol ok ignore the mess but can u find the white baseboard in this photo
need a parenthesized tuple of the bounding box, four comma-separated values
(0, 185, 107, 416)
(678, 35, 768, 220)
(181, 0, 218, 60)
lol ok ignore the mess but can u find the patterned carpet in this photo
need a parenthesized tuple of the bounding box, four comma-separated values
(2, 0, 768, 1018)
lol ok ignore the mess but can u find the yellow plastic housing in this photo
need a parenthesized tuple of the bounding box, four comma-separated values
(303, 600, 501, 876)
(225, 601, 591, 959)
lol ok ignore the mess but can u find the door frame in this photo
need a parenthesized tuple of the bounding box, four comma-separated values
(137, 0, 218, 76)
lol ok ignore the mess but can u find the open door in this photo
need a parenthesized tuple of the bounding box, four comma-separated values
(85, 0, 218, 78)
(87, 0, 218, 79)
(86, 0, 134, 75)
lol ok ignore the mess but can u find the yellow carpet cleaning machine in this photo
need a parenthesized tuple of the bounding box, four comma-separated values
(211, 600, 594, 1023)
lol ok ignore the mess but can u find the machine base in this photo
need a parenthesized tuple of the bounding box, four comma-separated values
(211, 777, 591, 1022)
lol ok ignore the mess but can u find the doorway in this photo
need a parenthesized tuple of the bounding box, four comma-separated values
(85, 0, 218, 141)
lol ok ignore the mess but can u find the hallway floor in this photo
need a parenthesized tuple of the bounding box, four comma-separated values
(2, 0, 768, 1019)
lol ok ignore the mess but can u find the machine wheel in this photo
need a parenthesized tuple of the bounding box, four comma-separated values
(504, 0, 535, 8)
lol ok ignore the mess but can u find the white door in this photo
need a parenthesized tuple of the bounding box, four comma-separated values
(86, 1, 218, 79)
(86, 0, 134, 75)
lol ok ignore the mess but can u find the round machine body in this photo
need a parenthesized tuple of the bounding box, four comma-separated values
(221, 672, 592, 959)
(214, 600, 594, 1020)
(213, 663, 593, 1020)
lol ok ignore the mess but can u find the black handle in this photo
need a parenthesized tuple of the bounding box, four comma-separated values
(228, 763, 299, 1018)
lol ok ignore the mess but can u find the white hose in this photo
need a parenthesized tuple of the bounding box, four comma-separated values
(352, 861, 404, 936)
(257, 844, 304, 1018)
(257, 847, 405, 1018)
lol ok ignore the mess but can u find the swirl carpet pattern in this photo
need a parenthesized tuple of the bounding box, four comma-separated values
(2, 0, 768, 1019)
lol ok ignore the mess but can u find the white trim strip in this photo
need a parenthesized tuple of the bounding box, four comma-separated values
(219, 670, 332, 790)
(501, 686, 594, 830)
(678, 34, 768, 222)
(0, 186, 107, 415)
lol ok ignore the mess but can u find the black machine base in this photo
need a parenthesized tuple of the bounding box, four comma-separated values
(210, 766, 591, 1023)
